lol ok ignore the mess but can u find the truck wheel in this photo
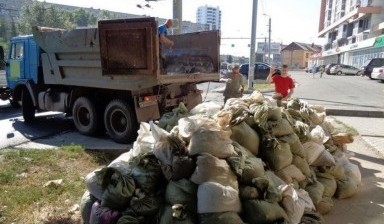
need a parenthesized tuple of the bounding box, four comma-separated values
(9, 98, 20, 108)
(22, 89, 35, 123)
(72, 97, 99, 136)
(104, 100, 137, 144)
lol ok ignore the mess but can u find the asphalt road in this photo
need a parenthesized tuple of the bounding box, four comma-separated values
(1, 71, 383, 150)
(279, 70, 384, 114)
(0, 70, 5, 86)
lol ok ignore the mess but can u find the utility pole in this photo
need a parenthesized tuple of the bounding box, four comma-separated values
(173, 0, 182, 34)
(248, 0, 258, 91)
(264, 37, 267, 63)
(268, 16, 271, 64)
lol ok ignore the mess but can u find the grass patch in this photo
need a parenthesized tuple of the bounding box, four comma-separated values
(244, 82, 273, 91)
(333, 119, 359, 136)
(0, 145, 115, 224)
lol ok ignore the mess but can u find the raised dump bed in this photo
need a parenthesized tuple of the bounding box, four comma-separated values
(33, 17, 219, 91)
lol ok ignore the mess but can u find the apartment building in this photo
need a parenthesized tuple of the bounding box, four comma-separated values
(318, 0, 384, 68)
(196, 5, 221, 31)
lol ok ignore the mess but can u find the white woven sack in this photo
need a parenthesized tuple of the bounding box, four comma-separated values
(197, 182, 241, 213)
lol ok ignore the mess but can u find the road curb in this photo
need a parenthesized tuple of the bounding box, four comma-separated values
(210, 87, 384, 118)
(326, 109, 384, 118)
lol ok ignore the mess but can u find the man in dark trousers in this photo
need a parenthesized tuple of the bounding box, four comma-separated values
(220, 64, 244, 104)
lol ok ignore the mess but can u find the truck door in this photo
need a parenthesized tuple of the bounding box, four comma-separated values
(6, 41, 25, 88)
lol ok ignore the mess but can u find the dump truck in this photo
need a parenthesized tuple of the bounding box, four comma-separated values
(1, 17, 220, 143)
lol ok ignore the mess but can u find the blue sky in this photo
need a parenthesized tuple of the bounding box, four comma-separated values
(38, 0, 322, 56)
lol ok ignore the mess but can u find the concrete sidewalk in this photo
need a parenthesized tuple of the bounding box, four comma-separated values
(324, 136, 384, 224)
(333, 116, 384, 157)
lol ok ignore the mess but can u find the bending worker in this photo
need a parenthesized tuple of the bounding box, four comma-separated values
(266, 64, 295, 107)
(158, 19, 174, 73)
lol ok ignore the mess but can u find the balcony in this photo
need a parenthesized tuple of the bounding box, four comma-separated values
(361, 0, 373, 7)
(323, 43, 332, 51)
(318, 5, 382, 37)
(337, 37, 348, 47)
(352, 26, 364, 35)
(356, 32, 369, 42)
(349, 0, 361, 11)
(372, 21, 384, 33)
(338, 29, 348, 39)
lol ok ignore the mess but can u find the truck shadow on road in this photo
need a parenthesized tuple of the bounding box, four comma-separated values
(8, 113, 131, 151)
(0, 104, 22, 120)
(11, 114, 73, 141)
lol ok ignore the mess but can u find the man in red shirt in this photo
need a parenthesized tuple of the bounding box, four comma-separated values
(266, 64, 295, 106)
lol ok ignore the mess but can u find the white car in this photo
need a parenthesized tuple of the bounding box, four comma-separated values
(370, 66, 384, 81)
(329, 64, 361, 75)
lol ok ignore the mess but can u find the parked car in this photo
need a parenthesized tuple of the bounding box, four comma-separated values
(362, 58, 384, 79)
(220, 63, 229, 78)
(329, 64, 361, 75)
(370, 66, 384, 81)
(239, 62, 280, 79)
(305, 65, 320, 73)
(325, 63, 338, 75)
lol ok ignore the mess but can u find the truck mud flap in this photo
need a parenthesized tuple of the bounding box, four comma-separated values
(134, 95, 161, 122)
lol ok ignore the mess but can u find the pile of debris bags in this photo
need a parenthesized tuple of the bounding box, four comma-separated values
(80, 91, 361, 224)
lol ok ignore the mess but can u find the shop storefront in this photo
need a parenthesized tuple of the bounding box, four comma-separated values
(320, 35, 384, 68)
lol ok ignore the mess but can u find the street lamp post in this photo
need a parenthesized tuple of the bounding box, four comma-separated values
(263, 14, 272, 64)
(247, 0, 258, 91)
(264, 37, 267, 63)
(267, 16, 271, 64)
(173, 0, 182, 34)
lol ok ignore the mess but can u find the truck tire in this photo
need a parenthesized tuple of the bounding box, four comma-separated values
(9, 98, 20, 108)
(22, 89, 35, 123)
(104, 100, 137, 144)
(72, 97, 99, 136)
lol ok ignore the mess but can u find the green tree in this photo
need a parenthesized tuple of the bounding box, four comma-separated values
(17, 1, 124, 34)
(62, 11, 76, 29)
(98, 10, 119, 21)
(45, 7, 64, 28)
(18, 1, 73, 34)
(73, 8, 90, 27)
(17, 2, 48, 34)
(10, 17, 17, 37)
(0, 19, 8, 40)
